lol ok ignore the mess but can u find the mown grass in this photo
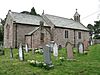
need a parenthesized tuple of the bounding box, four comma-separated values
(0, 44, 100, 75)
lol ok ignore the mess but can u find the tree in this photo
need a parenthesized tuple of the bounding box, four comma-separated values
(87, 24, 94, 36)
(0, 19, 5, 41)
(30, 7, 37, 15)
(87, 20, 100, 39)
(0, 25, 3, 41)
(21, 11, 30, 14)
(20, 7, 40, 16)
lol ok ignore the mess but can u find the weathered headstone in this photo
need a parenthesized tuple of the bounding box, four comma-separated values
(66, 42, 74, 60)
(10, 47, 13, 59)
(78, 42, 84, 54)
(83, 40, 88, 50)
(43, 44, 52, 65)
(25, 44, 28, 53)
(18, 43, 24, 61)
(53, 43, 58, 59)
(0, 44, 4, 55)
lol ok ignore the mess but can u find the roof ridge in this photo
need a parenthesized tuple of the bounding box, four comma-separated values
(11, 11, 41, 17)
(45, 14, 71, 20)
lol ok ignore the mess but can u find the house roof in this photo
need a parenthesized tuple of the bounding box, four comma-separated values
(9, 11, 48, 26)
(44, 14, 88, 31)
(26, 27, 39, 35)
(8, 11, 88, 31)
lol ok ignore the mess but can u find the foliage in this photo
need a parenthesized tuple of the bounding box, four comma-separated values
(0, 25, 3, 41)
(87, 20, 100, 39)
(21, 7, 40, 16)
(0, 44, 100, 75)
(20, 11, 30, 14)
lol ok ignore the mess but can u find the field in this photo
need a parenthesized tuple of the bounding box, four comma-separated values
(0, 44, 100, 75)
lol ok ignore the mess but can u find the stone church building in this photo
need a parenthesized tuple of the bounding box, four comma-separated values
(4, 10, 89, 49)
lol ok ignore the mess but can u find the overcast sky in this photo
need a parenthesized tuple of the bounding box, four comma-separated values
(0, 0, 99, 26)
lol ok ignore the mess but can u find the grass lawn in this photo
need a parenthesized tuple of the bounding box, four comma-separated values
(0, 44, 100, 75)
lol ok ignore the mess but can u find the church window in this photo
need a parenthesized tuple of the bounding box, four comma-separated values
(78, 32, 81, 39)
(65, 30, 68, 38)
(40, 33, 44, 42)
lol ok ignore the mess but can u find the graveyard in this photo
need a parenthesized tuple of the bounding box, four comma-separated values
(0, 44, 100, 75)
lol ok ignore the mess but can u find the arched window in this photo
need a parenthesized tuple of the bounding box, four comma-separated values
(6, 24, 10, 39)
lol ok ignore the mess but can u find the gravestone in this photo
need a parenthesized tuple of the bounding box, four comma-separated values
(18, 43, 24, 61)
(66, 42, 74, 60)
(0, 44, 4, 55)
(78, 42, 84, 54)
(25, 44, 28, 53)
(43, 44, 52, 65)
(83, 40, 88, 50)
(10, 47, 13, 59)
(53, 43, 58, 59)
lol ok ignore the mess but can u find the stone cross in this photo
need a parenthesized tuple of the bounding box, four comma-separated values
(53, 43, 58, 59)
(18, 43, 24, 61)
(25, 44, 29, 53)
(10, 47, 13, 59)
(43, 44, 52, 65)
(78, 42, 84, 54)
(66, 42, 74, 60)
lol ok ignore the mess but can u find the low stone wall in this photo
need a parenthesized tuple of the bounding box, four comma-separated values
(93, 39, 100, 44)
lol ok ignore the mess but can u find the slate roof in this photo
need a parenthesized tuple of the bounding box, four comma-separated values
(26, 27, 39, 35)
(45, 14, 88, 31)
(9, 11, 88, 31)
(9, 11, 48, 26)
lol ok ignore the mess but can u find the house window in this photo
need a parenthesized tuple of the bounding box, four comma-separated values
(65, 30, 68, 38)
(40, 33, 44, 43)
(78, 32, 81, 39)
(6, 24, 10, 39)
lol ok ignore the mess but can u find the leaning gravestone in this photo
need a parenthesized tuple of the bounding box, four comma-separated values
(10, 47, 13, 59)
(78, 42, 84, 54)
(18, 43, 24, 61)
(66, 42, 74, 60)
(53, 43, 58, 60)
(25, 44, 28, 53)
(43, 44, 52, 65)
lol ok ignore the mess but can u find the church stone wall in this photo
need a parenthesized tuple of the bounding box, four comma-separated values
(15, 24, 35, 47)
(4, 14, 14, 48)
(31, 27, 51, 48)
(54, 28, 74, 48)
